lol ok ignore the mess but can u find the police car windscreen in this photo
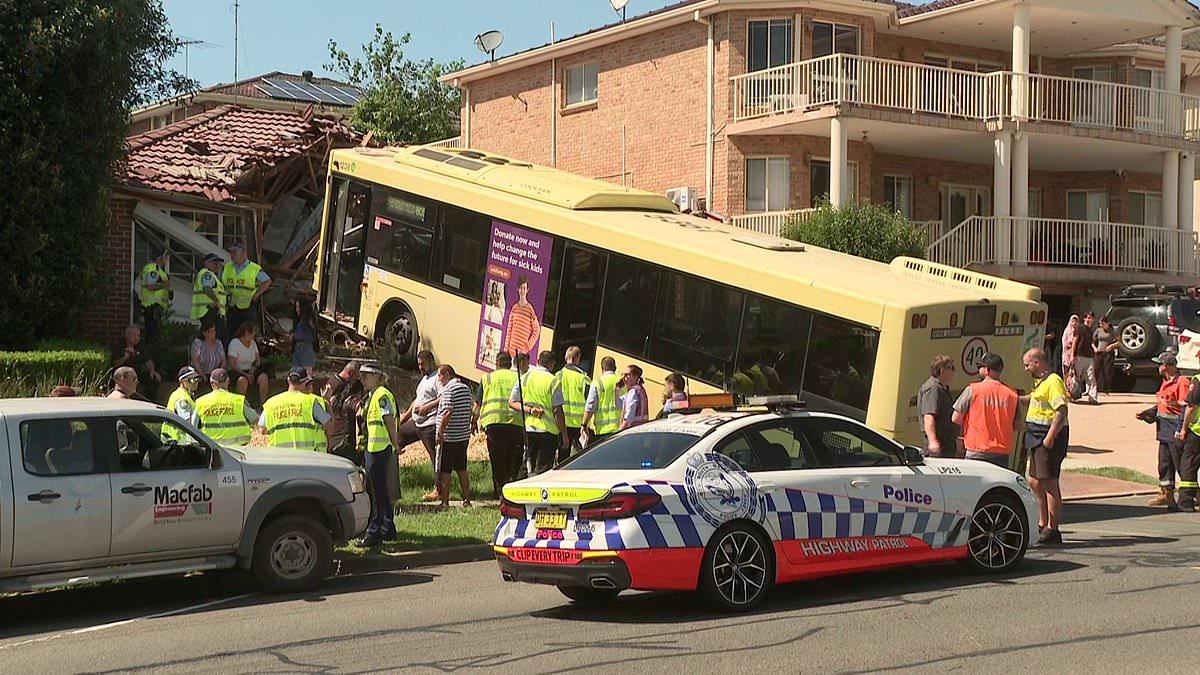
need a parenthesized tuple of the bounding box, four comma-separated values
(561, 432, 701, 470)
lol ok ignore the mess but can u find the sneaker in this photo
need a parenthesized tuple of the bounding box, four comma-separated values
(1037, 528, 1062, 546)
(462, 500, 473, 508)
(357, 536, 381, 548)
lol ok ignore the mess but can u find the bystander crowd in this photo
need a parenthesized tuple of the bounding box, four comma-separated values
(618, 364, 649, 430)
(323, 361, 365, 464)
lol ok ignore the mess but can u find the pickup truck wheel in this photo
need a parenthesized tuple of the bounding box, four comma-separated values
(252, 514, 332, 593)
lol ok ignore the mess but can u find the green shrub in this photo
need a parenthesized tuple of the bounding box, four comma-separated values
(781, 199, 927, 263)
(0, 349, 110, 398)
(155, 321, 198, 377)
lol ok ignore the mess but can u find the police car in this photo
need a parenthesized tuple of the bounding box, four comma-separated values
(494, 395, 1038, 611)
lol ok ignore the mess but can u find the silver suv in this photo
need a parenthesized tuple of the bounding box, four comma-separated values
(0, 398, 369, 594)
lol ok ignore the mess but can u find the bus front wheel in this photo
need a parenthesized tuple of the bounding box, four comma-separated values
(379, 306, 418, 366)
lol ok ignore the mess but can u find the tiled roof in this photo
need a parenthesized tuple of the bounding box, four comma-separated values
(1136, 28, 1200, 51)
(123, 105, 355, 202)
(897, 0, 974, 18)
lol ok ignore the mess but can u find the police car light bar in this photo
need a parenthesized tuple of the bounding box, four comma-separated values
(742, 394, 806, 410)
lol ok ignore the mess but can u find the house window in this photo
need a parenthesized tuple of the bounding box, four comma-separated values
(1028, 189, 1042, 218)
(565, 63, 599, 106)
(748, 19, 794, 72)
(1134, 67, 1166, 90)
(1128, 191, 1163, 227)
(745, 157, 790, 212)
(924, 54, 1003, 73)
(812, 21, 860, 58)
(883, 175, 913, 219)
(809, 159, 859, 206)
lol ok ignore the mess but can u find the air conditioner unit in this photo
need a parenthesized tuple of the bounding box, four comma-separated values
(665, 186, 699, 212)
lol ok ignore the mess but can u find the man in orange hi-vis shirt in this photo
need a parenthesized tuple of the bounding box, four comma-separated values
(503, 275, 541, 358)
(952, 352, 1019, 468)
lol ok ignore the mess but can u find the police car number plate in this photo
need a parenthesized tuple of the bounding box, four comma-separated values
(534, 509, 568, 530)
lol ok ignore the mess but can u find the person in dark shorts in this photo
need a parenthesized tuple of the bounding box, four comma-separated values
(398, 350, 443, 502)
(1021, 347, 1070, 546)
(1174, 359, 1200, 512)
(918, 355, 959, 457)
(435, 364, 474, 507)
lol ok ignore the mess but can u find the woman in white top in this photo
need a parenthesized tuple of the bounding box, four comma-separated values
(227, 321, 271, 405)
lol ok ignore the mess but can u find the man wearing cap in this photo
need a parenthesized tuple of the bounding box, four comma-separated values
(140, 249, 172, 349)
(258, 368, 332, 451)
(192, 253, 228, 341)
(952, 353, 1020, 468)
(193, 368, 257, 446)
(358, 362, 402, 546)
(162, 366, 203, 443)
(1151, 351, 1188, 510)
(222, 242, 271, 338)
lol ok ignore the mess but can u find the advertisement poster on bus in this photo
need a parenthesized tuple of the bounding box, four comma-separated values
(476, 220, 553, 372)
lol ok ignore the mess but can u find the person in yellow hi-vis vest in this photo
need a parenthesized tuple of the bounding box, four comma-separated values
(221, 242, 271, 340)
(193, 369, 258, 446)
(581, 355, 621, 447)
(357, 362, 402, 547)
(257, 368, 332, 450)
(191, 253, 227, 341)
(509, 350, 568, 477)
(473, 351, 522, 497)
(551, 345, 592, 463)
(162, 366, 203, 443)
(140, 249, 171, 348)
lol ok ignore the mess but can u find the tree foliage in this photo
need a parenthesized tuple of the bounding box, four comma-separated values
(780, 200, 928, 263)
(0, 0, 193, 349)
(327, 25, 463, 145)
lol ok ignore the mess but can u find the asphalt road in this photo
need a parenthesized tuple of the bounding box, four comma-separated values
(3, 496, 1200, 674)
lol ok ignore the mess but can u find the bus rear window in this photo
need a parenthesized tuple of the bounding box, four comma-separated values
(963, 305, 997, 336)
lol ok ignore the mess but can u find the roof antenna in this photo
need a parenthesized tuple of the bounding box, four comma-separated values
(232, 0, 239, 107)
(610, 0, 628, 23)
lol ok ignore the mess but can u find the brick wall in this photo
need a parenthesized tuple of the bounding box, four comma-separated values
(83, 196, 135, 344)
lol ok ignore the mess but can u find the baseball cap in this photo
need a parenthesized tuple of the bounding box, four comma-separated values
(1153, 351, 1178, 366)
(359, 362, 385, 375)
(287, 367, 313, 384)
(203, 253, 224, 263)
(177, 366, 202, 381)
(209, 368, 230, 383)
(229, 241, 245, 251)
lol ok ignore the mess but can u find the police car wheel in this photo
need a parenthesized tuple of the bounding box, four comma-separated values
(557, 585, 620, 606)
(699, 523, 774, 611)
(252, 514, 333, 593)
(963, 493, 1028, 574)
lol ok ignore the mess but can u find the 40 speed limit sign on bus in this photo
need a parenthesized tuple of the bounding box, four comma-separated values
(961, 337, 989, 376)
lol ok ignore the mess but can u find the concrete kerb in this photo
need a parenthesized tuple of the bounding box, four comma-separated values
(335, 543, 494, 576)
(1063, 488, 1158, 502)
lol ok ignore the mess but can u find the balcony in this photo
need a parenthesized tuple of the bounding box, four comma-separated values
(729, 209, 814, 236)
(925, 216, 1200, 276)
(730, 54, 1200, 143)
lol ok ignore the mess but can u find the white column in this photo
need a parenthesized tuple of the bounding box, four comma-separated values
(830, 116, 848, 207)
(1166, 26, 1182, 94)
(1011, 3, 1031, 119)
(1012, 133, 1029, 217)
(994, 131, 1012, 263)
(1180, 152, 1195, 232)
(1164, 150, 1180, 229)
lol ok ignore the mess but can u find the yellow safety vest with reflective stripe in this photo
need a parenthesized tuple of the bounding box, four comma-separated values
(262, 390, 319, 451)
(141, 263, 170, 309)
(194, 389, 251, 445)
(519, 368, 560, 435)
(312, 395, 328, 453)
(365, 386, 397, 453)
(191, 268, 226, 319)
(162, 387, 194, 442)
(1025, 373, 1068, 427)
(553, 366, 591, 429)
(1188, 375, 1200, 437)
(593, 373, 621, 435)
(479, 369, 519, 429)
(222, 260, 262, 310)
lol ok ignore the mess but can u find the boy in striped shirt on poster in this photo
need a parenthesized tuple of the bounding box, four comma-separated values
(436, 364, 475, 508)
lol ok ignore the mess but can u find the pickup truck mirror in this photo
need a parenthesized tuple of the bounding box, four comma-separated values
(209, 445, 223, 470)
(902, 446, 925, 467)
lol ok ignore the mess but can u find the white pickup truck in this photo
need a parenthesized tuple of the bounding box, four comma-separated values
(0, 398, 370, 593)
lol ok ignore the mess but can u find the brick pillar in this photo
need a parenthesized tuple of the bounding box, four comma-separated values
(82, 196, 136, 344)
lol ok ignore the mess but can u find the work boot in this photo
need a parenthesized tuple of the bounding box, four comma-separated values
(1166, 488, 1181, 512)
(1148, 488, 1169, 507)
(1177, 488, 1197, 512)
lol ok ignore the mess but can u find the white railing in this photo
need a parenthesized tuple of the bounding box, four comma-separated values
(731, 54, 1200, 141)
(926, 216, 1200, 275)
(729, 209, 814, 236)
(426, 136, 461, 148)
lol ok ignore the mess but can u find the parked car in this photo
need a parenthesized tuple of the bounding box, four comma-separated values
(1177, 317, 1200, 374)
(1103, 284, 1200, 382)
(0, 398, 369, 594)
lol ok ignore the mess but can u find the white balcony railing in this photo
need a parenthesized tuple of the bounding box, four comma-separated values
(425, 136, 461, 148)
(729, 209, 814, 236)
(926, 216, 1200, 276)
(731, 54, 1200, 141)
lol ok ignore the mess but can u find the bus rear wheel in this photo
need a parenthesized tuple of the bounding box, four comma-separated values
(379, 307, 418, 366)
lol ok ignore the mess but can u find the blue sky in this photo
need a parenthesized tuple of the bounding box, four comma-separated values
(163, 1, 935, 87)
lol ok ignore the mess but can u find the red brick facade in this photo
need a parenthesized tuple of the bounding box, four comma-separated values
(83, 196, 136, 344)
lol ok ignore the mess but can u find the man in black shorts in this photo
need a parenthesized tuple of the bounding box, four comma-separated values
(435, 364, 474, 507)
(1022, 347, 1070, 545)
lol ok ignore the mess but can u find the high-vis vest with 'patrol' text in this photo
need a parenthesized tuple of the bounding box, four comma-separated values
(194, 389, 251, 445)
(478, 369, 520, 429)
(262, 390, 320, 450)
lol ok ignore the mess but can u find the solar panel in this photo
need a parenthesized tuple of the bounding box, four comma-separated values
(255, 78, 362, 106)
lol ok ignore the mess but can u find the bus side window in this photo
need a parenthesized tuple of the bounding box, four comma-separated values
(599, 255, 658, 357)
(801, 315, 878, 415)
(649, 271, 742, 386)
(737, 296, 814, 395)
(435, 205, 489, 299)
(371, 190, 435, 282)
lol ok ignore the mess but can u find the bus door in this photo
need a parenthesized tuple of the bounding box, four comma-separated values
(551, 244, 608, 372)
(319, 179, 371, 328)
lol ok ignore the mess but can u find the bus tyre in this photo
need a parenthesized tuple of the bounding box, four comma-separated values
(698, 523, 774, 612)
(251, 515, 333, 593)
(961, 492, 1028, 574)
(557, 585, 620, 606)
(381, 307, 418, 366)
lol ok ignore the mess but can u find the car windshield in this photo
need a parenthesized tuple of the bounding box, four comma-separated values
(559, 431, 703, 470)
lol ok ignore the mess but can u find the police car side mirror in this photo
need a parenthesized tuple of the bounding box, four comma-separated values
(902, 446, 924, 467)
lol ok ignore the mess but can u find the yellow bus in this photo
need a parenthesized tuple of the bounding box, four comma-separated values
(315, 145, 1046, 446)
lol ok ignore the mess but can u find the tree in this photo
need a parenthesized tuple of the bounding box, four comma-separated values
(0, 0, 194, 349)
(327, 25, 463, 145)
(780, 200, 928, 263)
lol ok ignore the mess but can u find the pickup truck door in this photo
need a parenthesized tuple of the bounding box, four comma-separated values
(107, 415, 244, 556)
(8, 415, 111, 566)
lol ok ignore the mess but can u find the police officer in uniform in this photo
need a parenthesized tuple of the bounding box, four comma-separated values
(552, 345, 592, 462)
(474, 352, 522, 497)
(192, 253, 227, 341)
(581, 356, 621, 446)
(1175, 363, 1200, 512)
(140, 249, 171, 349)
(162, 366, 203, 442)
(358, 362, 402, 547)
(194, 368, 257, 446)
(222, 242, 271, 338)
(509, 350, 568, 476)
(258, 368, 332, 450)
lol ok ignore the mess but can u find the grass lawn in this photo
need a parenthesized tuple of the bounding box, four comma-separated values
(399, 460, 496, 502)
(339, 505, 500, 554)
(1065, 466, 1158, 486)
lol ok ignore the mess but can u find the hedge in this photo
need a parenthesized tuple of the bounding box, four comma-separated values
(0, 349, 110, 398)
